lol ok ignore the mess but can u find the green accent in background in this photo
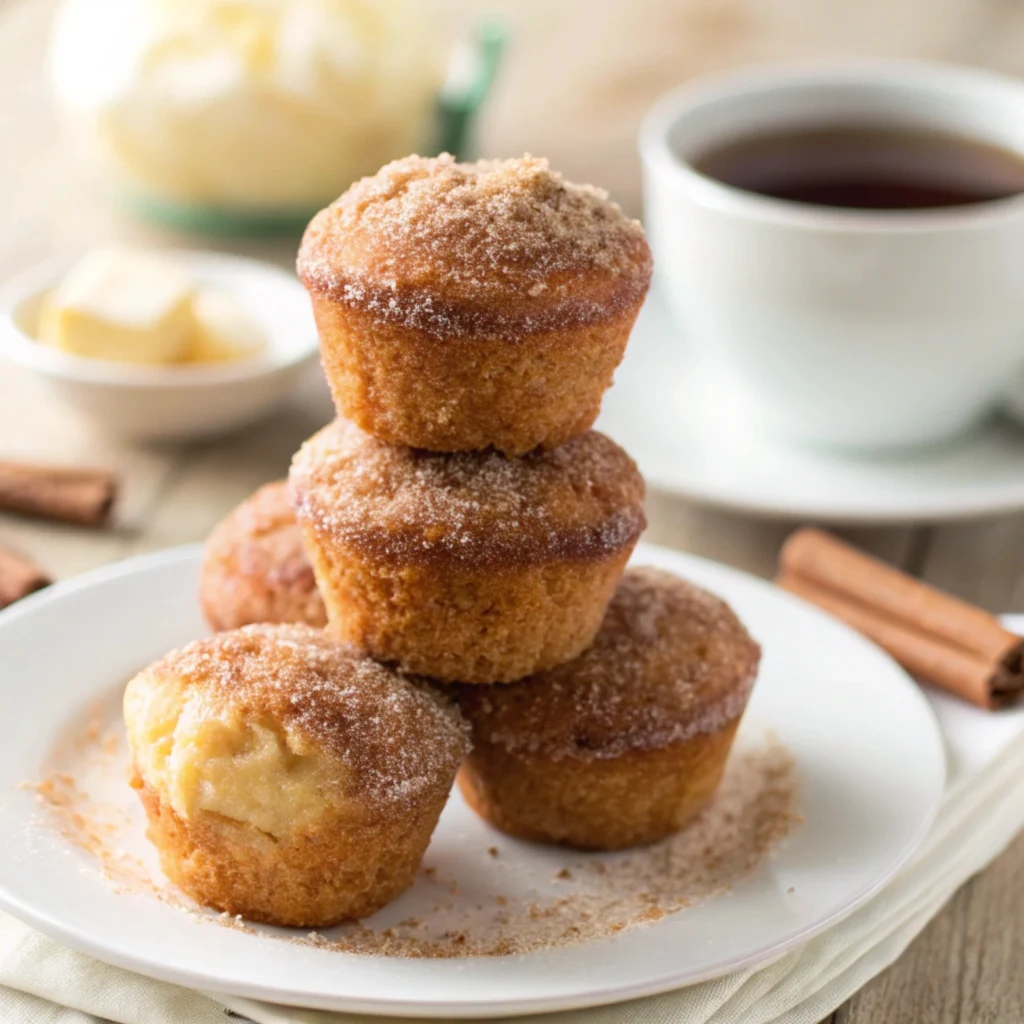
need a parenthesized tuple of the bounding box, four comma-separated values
(120, 22, 506, 238)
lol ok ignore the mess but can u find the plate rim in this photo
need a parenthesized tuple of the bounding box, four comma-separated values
(0, 542, 947, 1018)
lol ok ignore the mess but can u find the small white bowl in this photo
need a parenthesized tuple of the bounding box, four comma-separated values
(0, 250, 320, 442)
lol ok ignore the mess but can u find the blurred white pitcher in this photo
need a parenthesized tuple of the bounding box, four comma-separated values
(641, 61, 1024, 450)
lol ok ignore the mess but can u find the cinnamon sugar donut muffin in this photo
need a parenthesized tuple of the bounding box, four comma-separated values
(123, 624, 467, 927)
(452, 568, 760, 850)
(297, 154, 652, 455)
(199, 482, 326, 631)
(289, 418, 646, 683)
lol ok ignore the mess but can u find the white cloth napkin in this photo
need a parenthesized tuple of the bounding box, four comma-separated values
(4, 624, 1024, 1024)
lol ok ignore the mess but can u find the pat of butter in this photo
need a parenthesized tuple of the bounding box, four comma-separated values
(39, 247, 194, 364)
(186, 287, 265, 363)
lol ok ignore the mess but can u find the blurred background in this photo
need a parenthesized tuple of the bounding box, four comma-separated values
(4, 0, 1024, 582)
(8, 0, 1024, 252)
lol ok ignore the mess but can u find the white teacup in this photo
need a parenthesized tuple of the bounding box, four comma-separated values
(640, 60, 1024, 450)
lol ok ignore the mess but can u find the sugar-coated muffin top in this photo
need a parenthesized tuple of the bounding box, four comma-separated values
(124, 624, 467, 837)
(289, 418, 646, 568)
(297, 153, 652, 338)
(199, 481, 326, 631)
(452, 568, 760, 761)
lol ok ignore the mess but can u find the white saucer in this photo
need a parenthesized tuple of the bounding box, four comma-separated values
(597, 291, 1024, 523)
(0, 543, 944, 1018)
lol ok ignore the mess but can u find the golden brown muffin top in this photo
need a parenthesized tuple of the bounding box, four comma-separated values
(138, 623, 468, 817)
(452, 568, 760, 761)
(205, 481, 307, 585)
(297, 154, 652, 339)
(289, 419, 646, 568)
(200, 481, 325, 630)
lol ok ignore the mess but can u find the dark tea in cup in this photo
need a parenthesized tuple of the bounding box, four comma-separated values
(693, 126, 1024, 210)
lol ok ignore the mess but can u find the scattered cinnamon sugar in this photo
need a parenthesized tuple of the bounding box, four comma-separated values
(29, 697, 799, 960)
(30, 731, 151, 896)
(277, 738, 798, 958)
(82, 702, 102, 743)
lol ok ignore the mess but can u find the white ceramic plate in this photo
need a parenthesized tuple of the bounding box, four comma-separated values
(0, 542, 945, 1018)
(598, 290, 1024, 523)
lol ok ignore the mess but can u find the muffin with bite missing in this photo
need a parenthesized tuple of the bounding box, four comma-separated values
(297, 153, 652, 456)
(289, 418, 646, 683)
(123, 623, 467, 926)
(452, 567, 760, 850)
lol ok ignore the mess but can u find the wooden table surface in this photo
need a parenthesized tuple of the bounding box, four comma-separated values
(2, 0, 1023, 1020)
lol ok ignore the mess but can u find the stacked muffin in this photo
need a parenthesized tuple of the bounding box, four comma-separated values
(290, 154, 760, 851)
(128, 155, 760, 932)
(290, 154, 651, 683)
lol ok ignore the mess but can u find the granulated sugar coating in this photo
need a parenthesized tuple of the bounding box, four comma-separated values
(199, 481, 326, 631)
(290, 420, 646, 568)
(297, 153, 653, 338)
(453, 568, 761, 760)
(129, 624, 468, 817)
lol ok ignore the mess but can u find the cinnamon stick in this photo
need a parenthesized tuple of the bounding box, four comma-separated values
(778, 529, 1024, 710)
(781, 528, 1019, 664)
(0, 460, 117, 528)
(0, 545, 51, 609)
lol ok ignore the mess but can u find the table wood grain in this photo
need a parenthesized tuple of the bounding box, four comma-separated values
(1, 1, 1022, 1020)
